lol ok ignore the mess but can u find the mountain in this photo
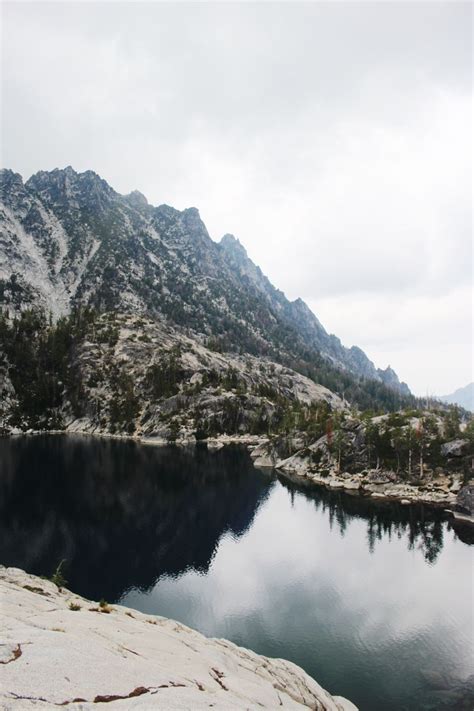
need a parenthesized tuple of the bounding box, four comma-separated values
(0, 309, 347, 436)
(0, 167, 410, 405)
(439, 383, 474, 412)
(219, 234, 409, 390)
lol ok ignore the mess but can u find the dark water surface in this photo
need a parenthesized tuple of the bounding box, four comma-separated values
(0, 435, 472, 710)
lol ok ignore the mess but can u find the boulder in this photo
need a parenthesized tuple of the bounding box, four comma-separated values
(456, 485, 474, 516)
(365, 470, 397, 484)
(343, 480, 362, 490)
(249, 441, 270, 460)
(253, 454, 278, 468)
(441, 439, 468, 458)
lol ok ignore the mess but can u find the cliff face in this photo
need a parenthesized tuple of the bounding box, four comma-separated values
(0, 167, 409, 397)
(0, 566, 357, 710)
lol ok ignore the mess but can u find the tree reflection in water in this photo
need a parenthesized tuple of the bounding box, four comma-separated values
(0, 435, 472, 711)
(276, 472, 464, 565)
(0, 435, 470, 604)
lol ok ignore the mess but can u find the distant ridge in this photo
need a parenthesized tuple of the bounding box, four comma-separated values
(438, 383, 474, 412)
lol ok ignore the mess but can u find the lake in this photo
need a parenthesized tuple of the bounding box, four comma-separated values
(0, 435, 472, 710)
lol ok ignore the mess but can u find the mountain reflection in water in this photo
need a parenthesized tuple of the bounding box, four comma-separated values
(0, 435, 466, 598)
(0, 436, 270, 600)
(0, 435, 472, 711)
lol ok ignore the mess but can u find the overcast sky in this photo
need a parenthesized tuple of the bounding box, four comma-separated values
(1, 1, 472, 396)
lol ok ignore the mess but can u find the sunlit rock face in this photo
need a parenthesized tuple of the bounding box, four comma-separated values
(0, 566, 358, 710)
(0, 167, 409, 395)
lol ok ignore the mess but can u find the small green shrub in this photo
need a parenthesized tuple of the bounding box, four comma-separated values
(51, 560, 67, 589)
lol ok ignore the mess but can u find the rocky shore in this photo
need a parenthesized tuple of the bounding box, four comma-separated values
(0, 567, 357, 710)
(249, 439, 474, 519)
(4, 427, 474, 518)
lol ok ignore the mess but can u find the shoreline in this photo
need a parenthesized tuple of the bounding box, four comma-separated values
(0, 566, 357, 710)
(249, 441, 473, 521)
(270, 465, 474, 523)
(2, 427, 267, 448)
(2, 427, 473, 523)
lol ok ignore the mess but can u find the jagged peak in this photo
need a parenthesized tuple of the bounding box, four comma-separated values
(349, 345, 369, 357)
(183, 206, 200, 217)
(221, 233, 241, 246)
(26, 166, 115, 194)
(376, 365, 410, 395)
(0, 164, 411, 398)
(291, 297, 325, 330)
(182, 206, 210, 232)
(221, 233, 238, 245)
(0, 170, 27, 207)
(377, 365, 400, 382)
(27, 166, 77, 182)
(155, 205, 201, 220)
(125, 189, 148, 207)
(0, 169, 24, 193)
(220, 233, 248, 258)
(0, 168, 23, 182)
(156, 203, 180, 216)
(23, 167, 118, 214)
(292, 296, 311, 312)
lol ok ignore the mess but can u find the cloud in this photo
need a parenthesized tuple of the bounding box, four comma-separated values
(122, 480, 474, 681)
(307, 285, 473, 396)
(1, 1, 471, 394)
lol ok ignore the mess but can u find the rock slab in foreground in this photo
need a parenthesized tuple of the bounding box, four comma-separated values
(0, 567, 357, 710)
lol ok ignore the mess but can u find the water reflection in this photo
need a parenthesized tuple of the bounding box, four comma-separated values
(0, 436, 271, 600)
(0, 435, 472, 711)
(276, 473, 451, 564)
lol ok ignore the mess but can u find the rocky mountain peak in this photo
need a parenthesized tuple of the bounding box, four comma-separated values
(0, 166, 412, 402)
(291, 297, 324, 330)
(25, 167, 117, 213)
(0, 170, 26, 210)
(125, 190, 148, 209)
(182, 206, 204, 228)
(0, 168, 23, 189)
(155, 203, 180, 218)
(220, 233, 247, 257)
(183, 206, 200, 217)
(376, 365, 410, 396)
(219, 233, 270, 293)
(180, 207, 213, 245)
(439, 382, 474, 412)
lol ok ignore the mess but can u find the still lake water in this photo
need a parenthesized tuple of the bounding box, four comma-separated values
(0, 435, 472, 710)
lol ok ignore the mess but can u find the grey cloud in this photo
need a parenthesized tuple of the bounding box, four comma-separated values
(1, 1, 471, 394)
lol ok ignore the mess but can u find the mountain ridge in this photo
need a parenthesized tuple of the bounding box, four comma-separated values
(0, 166, 410, 400)
(439, 383, 474, 413)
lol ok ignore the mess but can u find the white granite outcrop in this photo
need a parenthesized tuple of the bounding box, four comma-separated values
(0, 566, 357, 710)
